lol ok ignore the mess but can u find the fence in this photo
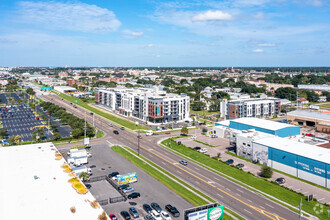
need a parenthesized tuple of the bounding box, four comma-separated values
(97, 199, 109, 206)
(84, 175, 106, 183)
(106, 176, 127, 199)
(109, 196, 126, 204)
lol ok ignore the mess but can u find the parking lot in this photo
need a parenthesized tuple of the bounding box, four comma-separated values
(0, 105, 53, 142)
(60, 142, 192, 219)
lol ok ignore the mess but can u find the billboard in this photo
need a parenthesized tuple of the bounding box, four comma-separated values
(184, 204, 223, 220)
(117, 172, 137, 185)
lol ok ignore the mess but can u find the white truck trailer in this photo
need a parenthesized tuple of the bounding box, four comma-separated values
(67, 156, 88, 166)
(67, 149, 91, 158)
(72, 165, 92, 176)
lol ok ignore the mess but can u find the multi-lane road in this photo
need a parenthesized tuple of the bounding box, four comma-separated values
(38, 91, 305, 220)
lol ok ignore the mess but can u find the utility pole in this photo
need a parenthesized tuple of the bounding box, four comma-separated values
(84, 111, 87, 139)
(299, 198, 302, 220)
(138, 129, 140, 156)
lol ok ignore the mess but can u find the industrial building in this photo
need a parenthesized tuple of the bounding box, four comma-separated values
(287, 110, 330, 133)
(0, 143, 108, 219)
(95, 87, 190, 124)
(54, 86, 77, 93)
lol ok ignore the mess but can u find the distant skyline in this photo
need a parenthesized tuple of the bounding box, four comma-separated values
(0, 0, 329, 67)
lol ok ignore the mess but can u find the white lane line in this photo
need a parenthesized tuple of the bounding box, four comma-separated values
(259, 206, 265, 209)
(265, 203, 274, 209)
(244, 209, 252, 215)
(217, 193, 223, 198)
(194, 167, 200, 171)
(162, 162, 167, 166)
(247, 199, 252, 203)
(236, 193, 241, 197)
(226, 188, 231, 191)
(177, 170, 182, 175)
(237, 188, 244, 193)
(195, 181, 200, 185)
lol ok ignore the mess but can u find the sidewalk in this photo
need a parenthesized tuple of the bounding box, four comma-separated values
(180, 135, 330, 205)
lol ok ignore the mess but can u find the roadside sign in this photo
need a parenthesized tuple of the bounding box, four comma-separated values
(184, 203, 224, 220)
(84, 137, 90, 145)
(117, 172, 137, 185)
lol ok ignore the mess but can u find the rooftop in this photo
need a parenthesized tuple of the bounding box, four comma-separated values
(230, 117, 298, 131)
(253, 137, 330, 164)
(287, 110, 330, 123)
(0, 143, 108, 220)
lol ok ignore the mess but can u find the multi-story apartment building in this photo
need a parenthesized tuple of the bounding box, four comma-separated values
(95, 87, 190, 124)
(227, 98, 281, 119)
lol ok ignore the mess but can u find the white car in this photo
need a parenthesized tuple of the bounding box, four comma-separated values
(191, 136, 197, 140)
(151, 210, 162, 220)
(199, 148, 208, 153)
(160, 211, 171, 220)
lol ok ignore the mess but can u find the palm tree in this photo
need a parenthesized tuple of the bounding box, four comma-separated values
(14, 135, 21, 145)
(79, 172, 90, 181)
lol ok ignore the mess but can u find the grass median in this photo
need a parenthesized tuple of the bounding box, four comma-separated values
(96, 130, 104, 138)
(111, 145, 238, 220)
(53, 92, 150, 131)
(194, 140, 217, 148)
(161, 138, 330, 220)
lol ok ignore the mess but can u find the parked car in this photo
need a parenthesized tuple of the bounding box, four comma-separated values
(151, 202, 162, 213)
(121, 211, 131, 220)
(236, 163, 244, 168)
(128, 192, 140, 199)
(120, 127, 125, 130)
(225, 159, 234, 164)
(123, 187, 135, 193)
(160, 211, 172, 220)
(179, 160, 188, 166)
(113, 130, 119, 135)
(210, 134, 217, 138)
(199, 148, 208, 153)
(109, 214, 117, 220)
(150, 210, 162, 220)
(143, 204, 153, 213)
(129, 207, 139, 218)
(118, 184, 130, 190)
(191, 136, 197, 140)
(165, 204, 180, 217)
(275, 177, 285, 184)
(144, 214, 153, 220)
(108, 171, 119, 179)
(193, 146, 201, 150)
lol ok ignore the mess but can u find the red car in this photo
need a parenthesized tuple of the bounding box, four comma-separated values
(305, 133, 315, 137)
(109, 214, 117, 220)
(36, 117, 40, 120)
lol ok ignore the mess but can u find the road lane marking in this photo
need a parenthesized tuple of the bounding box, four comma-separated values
(236, 193, 241, 197)
(217, 193, 223, 198)
(237, 189, 244, 193)
(244, 209, 252, 215)
(266, 204, 274, 209)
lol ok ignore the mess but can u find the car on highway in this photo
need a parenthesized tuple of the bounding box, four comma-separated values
(123, 187, 135, 193)
(150, 210, 162, 220)
(120, 127, 125, 130)
(108, 123, 113, 127)
(193, 146, 201, 150)
(143, 204, 153, 213)
(275, 177, 285, 184)
(225, 159, 234, 164)
(144, 214, 153, 220)
(179, 160, 187, 166)
(151, 202, 162, 213)
(108, 171, 119, 179)
(165, 204, 180, 218)
(109, 214, 117, 220)
(129, 207, 139, 218)
(118, 184, 130, 190)
(199, 148, 208, 153)
(113, 130, 119, 135)
(236, 163, 244, 168)
(160, 211, 172, 220)
(120, 211, 131, 220)
(128, 192, 140, 199)
(191, 136, 197, 140)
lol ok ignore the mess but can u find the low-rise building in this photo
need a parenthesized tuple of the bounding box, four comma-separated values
(54, 86, 77, 93)
(287, 110, 330, 133)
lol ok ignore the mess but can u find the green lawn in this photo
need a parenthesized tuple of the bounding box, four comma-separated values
(190, 110, 216, 116)
(194, 140, 217, 148)
(319, 103, 330, 108)
(53, 92, 151, 131)
(161, 139, 330, 220)
(112, 145, 237, 220)
(96, 130, 104, 138)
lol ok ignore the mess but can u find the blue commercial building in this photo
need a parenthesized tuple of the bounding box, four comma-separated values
(215, 118, 300, 138)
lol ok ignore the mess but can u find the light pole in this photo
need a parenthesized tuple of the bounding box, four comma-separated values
(84, 111, 87, 139)
(136, 122, 140, 156)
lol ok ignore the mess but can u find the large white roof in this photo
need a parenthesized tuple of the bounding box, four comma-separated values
(254, 137, 330, 164)
(287, 110, 330, 123)
(0, 143, 108, 220)
(231, 117, 297, 131)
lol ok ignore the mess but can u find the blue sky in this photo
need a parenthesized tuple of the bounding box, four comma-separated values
(0, 0, 329, 67)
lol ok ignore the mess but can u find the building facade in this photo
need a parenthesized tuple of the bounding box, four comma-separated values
(95, 87, 190, 124)
(227, 98, 281, 119)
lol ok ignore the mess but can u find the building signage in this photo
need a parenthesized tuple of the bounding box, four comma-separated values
(187, 206, 224, 220)
(117, 172, 137, 185)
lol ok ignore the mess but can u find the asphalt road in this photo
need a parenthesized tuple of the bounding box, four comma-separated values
(39, 91, 305, 220)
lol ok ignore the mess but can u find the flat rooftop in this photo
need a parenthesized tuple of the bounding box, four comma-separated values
(287, 110, 330, 123)
(230, 117, 298, 131)
(253, 137, 330, 164)
(0, 143, 108, 220)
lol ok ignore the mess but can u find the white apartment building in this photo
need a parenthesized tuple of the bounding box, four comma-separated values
(95, 87, 190, 124)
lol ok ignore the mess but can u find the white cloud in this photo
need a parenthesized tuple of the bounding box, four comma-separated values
(192, 10, 233, 21)
(122, 30, 144, 38)
(131, 32, 144, 36)
(258, 43, 275, 47)
(252, 49, 263, 53)
(16, 1, 121, 32)
(147, 44, 154, 47)
(253, 12, 265, 19)
(309, 0, 323, 6)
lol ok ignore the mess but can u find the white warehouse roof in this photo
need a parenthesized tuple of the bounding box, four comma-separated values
(231, 117, 297, 131)
(0, 143, 108, 220)
(287, 110, 330, 123)
(254, 137, 330, 164)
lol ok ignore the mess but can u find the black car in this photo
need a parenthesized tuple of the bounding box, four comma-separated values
(236, 163, 244, 168)
(193, 146, 201, 150)
(151, 202, 162, 213)
(143, 204, 152, 213)
(113, 130, 119, 135)
(165, 204, 180, 217)
(225, 159, 234, 164)
(108, 171, 119, 178)
(120, 127, 125, 130)
(118, 184, 130, 190)
(128, 192, 140, 199)
(275, 177, 285, 184)
(120, 211, 131, 220)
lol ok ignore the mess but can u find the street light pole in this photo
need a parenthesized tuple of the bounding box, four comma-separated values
(138, 129, 140, 156)
(84, 111, 87, 139)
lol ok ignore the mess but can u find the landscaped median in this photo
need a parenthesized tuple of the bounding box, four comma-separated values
(161, 138, 330, 220)
(52, 91, 150, 131)
(111, 145, 241, 220)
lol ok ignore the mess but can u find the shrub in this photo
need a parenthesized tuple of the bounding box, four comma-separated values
(260, 166, 273, 178)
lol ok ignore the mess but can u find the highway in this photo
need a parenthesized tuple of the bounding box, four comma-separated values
(38, 91, 305, 220)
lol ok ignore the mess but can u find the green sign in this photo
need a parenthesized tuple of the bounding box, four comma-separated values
(207, 206, 223, 220)
(75, 100, 78, 103)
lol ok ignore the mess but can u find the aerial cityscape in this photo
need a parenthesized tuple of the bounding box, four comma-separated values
(0, 1, 329, 220)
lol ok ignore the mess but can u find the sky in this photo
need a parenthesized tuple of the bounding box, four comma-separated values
(0, 0, 329, 67)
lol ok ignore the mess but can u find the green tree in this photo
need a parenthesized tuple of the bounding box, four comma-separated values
(31, 128, 45, 142)
(79, 172, 90, 181)
(53, 132, 61, 141)
(50, 124, 58, 131)
(260, 166, 273, 178)
(191, 101, 206, 111)
(71, 128, 83, 138)
(14, 135, 21, 145)
(0, 128, 8, 139)
(8, 136, 16, 144)
(275, 87, 297, 101)
(181, 126, 188, 135)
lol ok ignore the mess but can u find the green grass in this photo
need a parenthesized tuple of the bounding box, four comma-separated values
(319, 103, 330, 108)
(53, 92, 151, 131)
(226, 152, 260, 164)
(112, 145, 238, 220)
(96, 130, 104, 138)
(190, 110, 215, 116)
(161, 139, 330, 220)
(194, 140, 217, 148)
